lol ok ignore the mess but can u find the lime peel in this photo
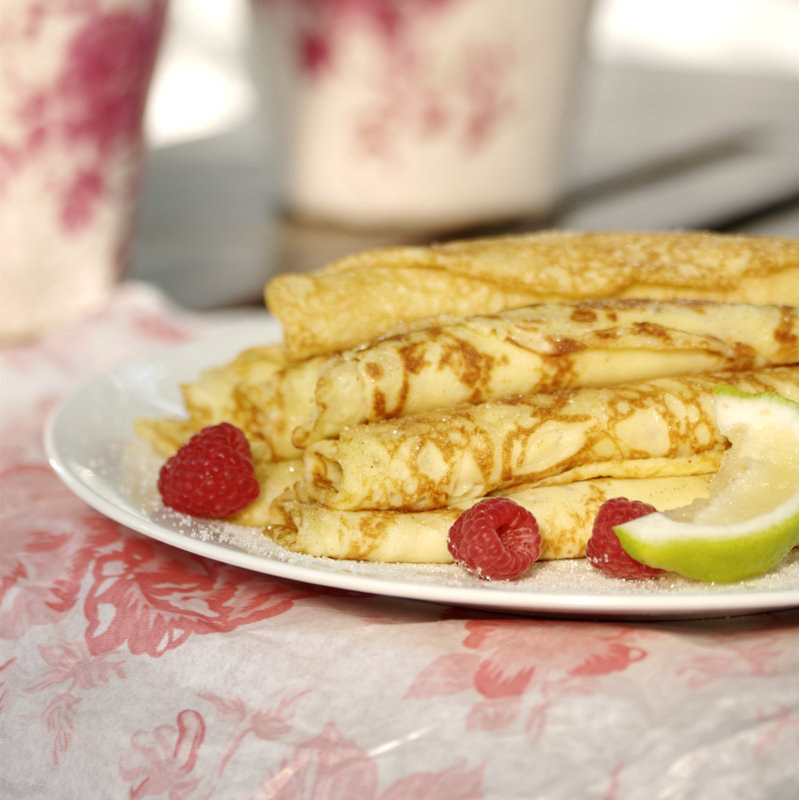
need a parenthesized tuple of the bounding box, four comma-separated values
(614, 387, 799, 583)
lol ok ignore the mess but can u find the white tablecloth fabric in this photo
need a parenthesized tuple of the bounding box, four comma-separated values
(2, 283, 798, 799)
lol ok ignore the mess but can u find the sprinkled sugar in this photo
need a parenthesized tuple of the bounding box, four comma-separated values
(122, 436, 799, 602)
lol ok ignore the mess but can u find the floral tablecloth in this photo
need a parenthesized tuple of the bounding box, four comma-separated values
(2, 282, 798, 800)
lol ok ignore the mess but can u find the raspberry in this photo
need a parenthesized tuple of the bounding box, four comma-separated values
(447, 498, 541, 581)
(158, 423, 260, 518)
(586, 497, 666, 580)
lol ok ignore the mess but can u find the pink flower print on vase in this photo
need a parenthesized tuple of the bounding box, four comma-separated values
(249, 0, 593, 231)
(0, 0, 167, 342)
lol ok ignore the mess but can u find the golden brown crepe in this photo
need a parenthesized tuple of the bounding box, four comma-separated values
(136, 344, 290, 456)
(136, 416, 202, 458)
(136, 345, 293, 459)
(183, 345, 287, 424)
(301, 366, 799, 511)
(138, 299, 799, 460)
(271, 475, 714, 562)
(225, 355, 327, 460)
(291, 300, 799, 448)
(136, 228, 799, 572)
(229, 454, 302, 527)
(266, 231, 799, 360)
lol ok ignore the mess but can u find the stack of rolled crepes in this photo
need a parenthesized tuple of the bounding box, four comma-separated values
(137, 231, 799, 566)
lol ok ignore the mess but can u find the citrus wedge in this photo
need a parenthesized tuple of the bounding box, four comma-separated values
(614, 386, 799, 583)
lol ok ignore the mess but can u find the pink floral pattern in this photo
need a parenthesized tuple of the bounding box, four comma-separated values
(253, 722, 485, 800)
(2, 284, 798, 798)
(253, 0, 514, 157)
(82, 520, 312, 657)
(26, 639, 127, 764)
(407, 618, 649, 733)
(0, 0, 166, 234)
(0, 466, 88, 638)
(1, 467, 310, 659)
(254, 0, 461, 79)
(120, 708, 206, 799)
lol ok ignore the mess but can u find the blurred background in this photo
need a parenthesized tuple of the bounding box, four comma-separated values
(131, 0, 799, 310)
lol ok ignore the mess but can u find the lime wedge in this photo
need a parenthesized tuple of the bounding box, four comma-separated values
(614, 387, 799, 583)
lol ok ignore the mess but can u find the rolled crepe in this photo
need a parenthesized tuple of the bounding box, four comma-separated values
(271, 474, 715, 563)
(229, 455, 302, 527)
(228, 355, 327, 460)
(183, 345, 287, 424)
(290, 300, 799, 447)
(266, 231, 799, 360)
(162, 299, 799, 459)
(139, 296, 799, 460)
(301, 366, 799, 511)
(136, 345, 289, 456)
(135, 416, 202, 458)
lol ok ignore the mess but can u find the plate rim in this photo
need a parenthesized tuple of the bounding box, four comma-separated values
(43, 323, 799, 620)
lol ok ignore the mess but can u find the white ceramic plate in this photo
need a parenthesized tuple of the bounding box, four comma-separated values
(44, 322, 799, 620)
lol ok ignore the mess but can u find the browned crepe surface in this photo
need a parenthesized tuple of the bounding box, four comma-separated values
(266, 231, 799, 360)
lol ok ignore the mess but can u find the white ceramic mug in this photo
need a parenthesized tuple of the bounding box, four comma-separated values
(249, 0, 593, 232)
(0, 0, 167, 341)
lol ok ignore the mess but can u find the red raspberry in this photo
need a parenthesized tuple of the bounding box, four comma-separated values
(158, 423, 260, 518)
(447, 498, 541, 581)
(586, 497, 666, 580)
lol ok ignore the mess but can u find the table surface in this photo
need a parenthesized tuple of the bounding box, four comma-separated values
(3, 63, 799, 799)
(3, 283, 799, 799)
